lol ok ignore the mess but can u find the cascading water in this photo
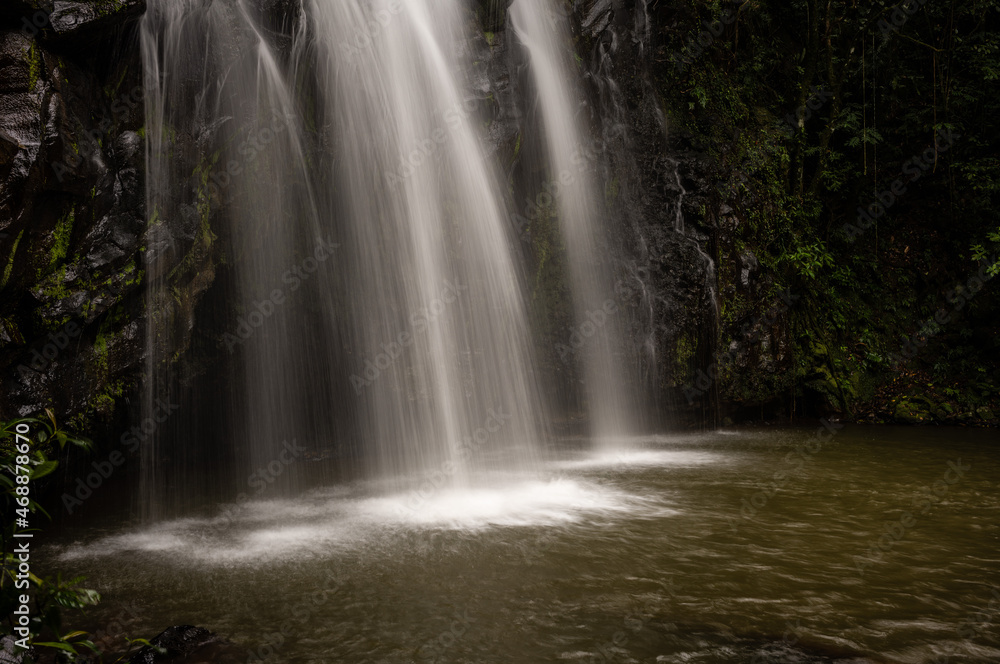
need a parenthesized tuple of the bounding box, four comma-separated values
(302, 0, 546, 485)
(141, 0, 331, 517)
(509, 0, 641, 443)
(140, 0, 553, 513)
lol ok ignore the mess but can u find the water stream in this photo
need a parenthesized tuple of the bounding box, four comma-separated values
(510, 0, 640, 442)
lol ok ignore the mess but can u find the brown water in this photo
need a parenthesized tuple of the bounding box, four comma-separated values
(44, 426, 1000, 663)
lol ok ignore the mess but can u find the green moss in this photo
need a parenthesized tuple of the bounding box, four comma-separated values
(26, 42, 42, 90)
(66, 413, 88, 432)
(40, 265, 71, 301)
(168, 162, 217, 283)
(93, 331, 110, 376)
(94, 0, 127, 18)
(50, 209, 74, 267)
(91, 376, 127, 417)
(1, 230, 25, 290)
(0, 316, 23, 347)
(672, 334, 696, 386)
(894, 399, 929, 424)
(484, 31, 496, 47)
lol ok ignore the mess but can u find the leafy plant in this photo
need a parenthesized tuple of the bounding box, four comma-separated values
(1, 413, 103, 662)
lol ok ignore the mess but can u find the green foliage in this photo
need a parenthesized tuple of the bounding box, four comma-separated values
(970, 226, 1000, 277)
(656, 0, 1000, 416)
(1, 413, 103, 662)
(783, 240, 834, 280)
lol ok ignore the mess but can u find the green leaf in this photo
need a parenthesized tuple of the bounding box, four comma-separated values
(33, 641, 79, 653)
(30, 459, 58, 479)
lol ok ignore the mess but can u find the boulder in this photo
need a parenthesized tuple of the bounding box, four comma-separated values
(127, 625, 244, 664)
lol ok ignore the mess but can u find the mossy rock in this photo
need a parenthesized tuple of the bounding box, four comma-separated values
(894, 399, 931, 424)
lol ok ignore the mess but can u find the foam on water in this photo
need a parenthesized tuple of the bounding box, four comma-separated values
(57, 472, 676, 565)
(558, 449, 721, 470)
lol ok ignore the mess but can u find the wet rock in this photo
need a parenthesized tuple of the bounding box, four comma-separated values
(127, 625, 245, 664)
(0, 635, 28, 664)
(894, 399, 930, 424)
(0, 7, 145, 429)
(46, 1, 146, 46)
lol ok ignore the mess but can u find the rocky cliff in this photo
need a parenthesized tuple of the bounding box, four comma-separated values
(0, 0, 147, 434)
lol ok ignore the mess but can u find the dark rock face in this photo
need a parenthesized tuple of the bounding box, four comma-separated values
(551, 0, 800, 425)
(572, 0, 722, 424)
(0, 1, 146, 430)
(48, 1, 146, 45)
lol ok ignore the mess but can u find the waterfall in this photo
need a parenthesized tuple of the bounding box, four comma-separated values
(140, 0, 548, 513)
(141, 0, 330, 517)
(509, 0, 641, 443)
(303, 0, 545, 484)
(138, 0, 655, 517)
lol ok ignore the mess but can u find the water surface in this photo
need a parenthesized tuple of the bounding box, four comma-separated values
(46, 426, 1000, 663)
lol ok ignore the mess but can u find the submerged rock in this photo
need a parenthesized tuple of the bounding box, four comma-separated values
(127, 625, 244, 664)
